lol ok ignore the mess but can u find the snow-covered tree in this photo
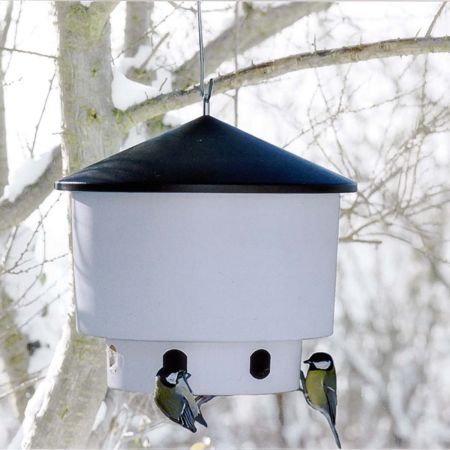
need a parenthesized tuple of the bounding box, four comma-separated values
(0, 2, 448, 448)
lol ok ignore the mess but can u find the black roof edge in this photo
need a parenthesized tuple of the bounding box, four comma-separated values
(54, 181, 357, 194)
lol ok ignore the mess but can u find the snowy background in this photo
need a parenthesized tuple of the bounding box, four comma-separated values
(0, 1, 449, 449)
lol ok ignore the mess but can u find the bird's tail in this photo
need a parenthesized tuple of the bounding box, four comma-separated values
(195, 411, 208, 428)
(194, 395, 215, 428)
(323, 413, 342, 449)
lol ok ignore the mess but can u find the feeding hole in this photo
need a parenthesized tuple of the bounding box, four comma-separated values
(107, 344, 123, 373)
(163, 349, 187, 373)
(250, 349, 271, 379)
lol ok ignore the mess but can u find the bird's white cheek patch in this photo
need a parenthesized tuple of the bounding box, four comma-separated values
(315, 361, 331, 370)
(166, 372, 178, 385)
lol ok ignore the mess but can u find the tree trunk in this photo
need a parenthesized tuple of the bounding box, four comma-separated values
(57, 2, 121, 171)
(22, 2, 120, 448)
(0, 289, 33, 420)
(124, 1, 152, 58)
(0, 1, 13, 197)
(0, 68, 7, 197)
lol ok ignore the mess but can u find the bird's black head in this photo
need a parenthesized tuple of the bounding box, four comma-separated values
(304, 352, 334, 370)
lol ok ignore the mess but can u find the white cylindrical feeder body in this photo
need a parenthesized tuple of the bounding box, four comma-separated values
(71, 191, 340, 394)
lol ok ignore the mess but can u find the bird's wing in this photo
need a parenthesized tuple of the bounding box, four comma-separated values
(154, 385, 197, 433)
(324, 384, 337, 425)
(178, 399, 197, 432)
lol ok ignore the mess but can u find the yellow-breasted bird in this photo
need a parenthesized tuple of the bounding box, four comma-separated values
(301, 352, 341, 449)
(154, 368, 207, 433)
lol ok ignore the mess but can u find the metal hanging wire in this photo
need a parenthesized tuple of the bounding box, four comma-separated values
(197, 1, 214, 116)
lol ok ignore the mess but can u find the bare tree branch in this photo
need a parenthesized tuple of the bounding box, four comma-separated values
(425, 2, 447, 37)
(0, 373, 45, 402)
(0, 1, 13, 49)
(0, 146, 61, 232)
(173, 1, 332, 89)
(0, 46, 56, 59)
(28, 71, 57, 158)
(118, 36, 450, 133)
(143, 1, 331, 137)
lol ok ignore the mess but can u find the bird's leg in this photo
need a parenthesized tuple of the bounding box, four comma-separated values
(195, 395, 215, 407)
(300, 370, 315, 408)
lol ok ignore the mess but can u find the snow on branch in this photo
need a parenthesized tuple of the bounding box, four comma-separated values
(119, 36, 450, 133)
(0, 146, 61, 232)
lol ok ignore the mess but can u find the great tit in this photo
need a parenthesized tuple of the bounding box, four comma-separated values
(154, 368, 208, 433)
(301, 352, 341, 449)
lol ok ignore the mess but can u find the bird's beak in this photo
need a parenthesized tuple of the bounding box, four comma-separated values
(303, 359, 311, 364)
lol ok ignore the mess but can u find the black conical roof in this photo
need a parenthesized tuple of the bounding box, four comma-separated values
(55, 115, 356, 193)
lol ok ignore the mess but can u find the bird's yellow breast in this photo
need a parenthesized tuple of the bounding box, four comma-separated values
(305, 370, 327, 408)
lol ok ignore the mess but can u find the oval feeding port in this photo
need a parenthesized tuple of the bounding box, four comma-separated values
(163, 349, 187, 373)
(250, 349, 271, 379)
(107, 344, 123, 373)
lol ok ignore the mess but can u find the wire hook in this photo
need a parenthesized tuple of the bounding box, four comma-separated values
(197, 0, 214, 116)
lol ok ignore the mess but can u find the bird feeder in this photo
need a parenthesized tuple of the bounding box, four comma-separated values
(55, 115, 356, 395)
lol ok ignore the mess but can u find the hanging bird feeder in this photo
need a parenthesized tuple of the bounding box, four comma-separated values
(55, 115, 356, 395)
(54, 2, 356, 396)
